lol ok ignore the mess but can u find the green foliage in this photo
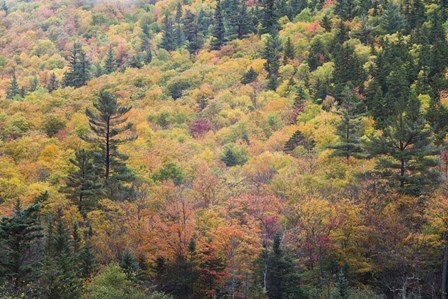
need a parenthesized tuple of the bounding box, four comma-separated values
(47, 72, 59, 92)
(104, 46, 117, 74)
(263, 32, 281, 90)
(63, 42, 90, 88)
(6, 68, 20, 100)
(0, 199, 43, 291)
(211, 0, 226, 50)
(220, 144, 248, 166)
(60, 149, 103, 216)
(241, 67, 258, 85)
(84, 264, 149, 299)
(82, 90, 137, 200)
(166, 79, 191, 100)
(366, 95, 441, 195)
(42, 115, 66, 137)
(153, 161, 184, 185)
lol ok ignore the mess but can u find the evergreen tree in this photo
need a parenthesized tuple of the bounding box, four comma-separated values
(40, 213, 81, 299)
(263, 31, 281, 90)
(241, 67, 258, 85)
(95, 61, 103, 78)
(28, 75, 38, 92)
(379, 2, 405, 34)
(334, 0, 356, 20)
(261, 0, 278, 34)
(284, 130, 315, 154)
(288, 0, 306, 20)
(104, 46, 116, 74)
(6, 67, 20, 99)
(198, 9, 210, 36)
(183, 10, 203, 55)
(160, 13, 176, 51)
(335, 268, 349, 299)
(47, 72, 58, 92)
(60, 149, 103, 217)
(329, 87, 365, 163)
(266, 234, 305, 299)
(211, 0, 225, 50)
(283, 37, 295, 64)
(119, 248, 139, 281)
(332, 44, 366, 97)
(81, 90, 137, 200)
(63, 42, 90, 88)
(307, 38, 329, 71)
(0, 199, 43, 291)
(174, 3, 185, 48)
(321, 13, 332, 31)
(77, 225, 96, 279)
(366, 94, 441, 195)
(2, 0, 8, 16)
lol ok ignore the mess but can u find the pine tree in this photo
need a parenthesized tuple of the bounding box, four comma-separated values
(81, 90, 137, 200)
(60, 149, 103, 217)
(0, 199, 43, 290)
(263, 31, 281, 90)
(221, 147, 239, 167)
(95, 61, 103, 78)
(63, 42, 90, 88)
(284, 130, 315, 154)
(161, 13, 176, 51)
(366, 94, 441, 195)
(104, 46, 116, 74)
(211, 0, 225, 50)
(329, 87, 365, 163)
(283, 37, 295, 64)
(47, 72, 58, 92)
(40, 213, 81, 299)
(6, 67, 20, 99)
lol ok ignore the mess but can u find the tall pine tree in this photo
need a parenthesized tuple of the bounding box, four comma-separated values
(63, 42, 90, 88)
(82, 90, 137, 200)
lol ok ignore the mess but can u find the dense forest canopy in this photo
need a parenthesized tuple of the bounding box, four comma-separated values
(1, 0, 448, 298)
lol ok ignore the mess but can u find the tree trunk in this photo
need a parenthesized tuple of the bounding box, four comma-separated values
(442, 239, 448, 299)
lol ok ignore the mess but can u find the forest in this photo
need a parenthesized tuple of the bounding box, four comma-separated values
(1, 0, 448, 298)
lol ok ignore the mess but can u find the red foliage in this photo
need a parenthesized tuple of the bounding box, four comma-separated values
(191, 119, 212, 138)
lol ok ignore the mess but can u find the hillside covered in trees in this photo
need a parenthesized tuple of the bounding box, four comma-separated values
(1, 0, 448, 298)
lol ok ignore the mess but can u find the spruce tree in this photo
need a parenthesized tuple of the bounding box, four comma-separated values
(119, 248, 139, 281)
(6, 67, 20, 99)
(307, 38, 329, 71)
(47, 72, 58, 92)
(82, 90, 137, 200)
(174, 3, 185, 48)
(332, 44, 366, 97)
(321, 13, 332, 31)
(0, 199, 43, 290)
(160, 13, 176, 51)
(263, 31, 281, 90)
(198, 9, 210, 36)
(334, 0, 356, 20)
(261, 0, 278, 34)
(63, 42, 90, 88)
(266, 234, 305, 299)
(183, 10, 203, 55)
(95, 61, 103, 78)
(60, 149, 103, 217)
(78, 225, 96, 279)
(328, 87, 365, 163)
(211, 0, 225, 50)
(40, 213, 81, 299)
(366, 94, 441, 195)
(104, 46, 116, 74)
(283, 37, 295, 64)
(241, 67, 258, 85)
